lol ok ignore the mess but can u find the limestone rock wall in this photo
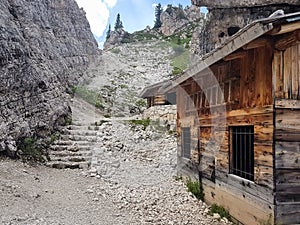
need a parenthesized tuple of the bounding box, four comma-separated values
(160, 5, 204, 36)
(0, 0, 99, 156)
(191, 1, 300, 55)
(104, 29, 130, 50)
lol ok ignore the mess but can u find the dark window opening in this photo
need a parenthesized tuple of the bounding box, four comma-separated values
(230, 126, 254, 181)
(227, 26, 240, 36)
(166, 92, 176, 105)
(182, 127, 191, 159)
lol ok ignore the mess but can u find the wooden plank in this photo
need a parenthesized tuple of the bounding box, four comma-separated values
(202, 178, 274, 225)
(254, 165, 273, 188)
(272, 51, 284, 98)
(275, 31, 300, 50)
(255, 144, 273, 167)
(276, 203, 300, 225)
(283, 46, 293, 98)
(275, 99, 300, 109)
(223, 51, 246, 61)
(276, 192, 300, 203)
(276, 183, 300, 193)
(276, 169, 300, 185)
(299, 43, 300, 100)
(254, 125, 273, 142)
(272, 22, 300, 35)
(276, 141, 300, 168)
(276, 108, 300, 129)
(291, 44, 299, 99)
(199, 107, 273, 126)
(254, 47, 273, 106)
(214, 172, 274, 204)
(243, 38, 272, 50)
(177, 157, 199, 179)
(276, 130, 300, 142)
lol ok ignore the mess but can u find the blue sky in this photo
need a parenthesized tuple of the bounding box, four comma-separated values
(75, 0, 206, 48)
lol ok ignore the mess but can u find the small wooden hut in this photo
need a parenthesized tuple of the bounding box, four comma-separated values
(163, 12, 300, 225)
(140, 80, 176, 108)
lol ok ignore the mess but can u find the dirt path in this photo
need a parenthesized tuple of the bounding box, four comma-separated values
(0, 120, 231, 225)
(0, 97, 231, 225)
(0, 158, 123, 225)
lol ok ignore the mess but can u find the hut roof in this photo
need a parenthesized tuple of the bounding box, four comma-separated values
(160, 11, 300, 93)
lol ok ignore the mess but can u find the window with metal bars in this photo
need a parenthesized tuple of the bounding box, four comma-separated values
(182, 127, 191, 159)
(230, 126, 254, 181)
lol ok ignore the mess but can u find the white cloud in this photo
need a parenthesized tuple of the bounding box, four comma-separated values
(104, 0, 117, 8)
(76, 0, 116, 38)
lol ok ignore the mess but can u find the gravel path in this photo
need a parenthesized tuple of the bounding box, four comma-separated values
(0, 120, 231, 225)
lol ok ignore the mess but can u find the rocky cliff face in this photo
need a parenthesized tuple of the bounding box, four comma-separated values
(104, 28, 130, 50)
(0, 0, 99, 157)
(160, 5, 204, 36)
(191, 1, 300, 55)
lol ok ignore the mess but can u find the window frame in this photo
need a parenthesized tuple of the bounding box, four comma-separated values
(229, 125, 255, 181)
(181, 127, 191, 159)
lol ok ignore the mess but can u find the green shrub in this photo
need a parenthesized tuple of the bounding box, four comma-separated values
(65, 116, 72, 126)
(18, 137, 43, 162)
(110, 48, 121, 54)
(209, 204, 231, 221)
(132, 31, 158, 41)
(104, 114, 111, 118)
(49, 133, 60, 145)
(129, 118, 151, 130)
(186, 177, 204, 201)
(172, 67, 183, 76)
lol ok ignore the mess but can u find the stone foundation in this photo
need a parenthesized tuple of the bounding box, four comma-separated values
(142, 105, 177, 130)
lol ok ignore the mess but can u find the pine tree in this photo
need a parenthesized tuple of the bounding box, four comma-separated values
(154, 3, 163, 29)
(106, 24, 111, 40)
(114, 13, 123, 31)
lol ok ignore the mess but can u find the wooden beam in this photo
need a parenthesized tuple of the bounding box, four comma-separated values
(275, 31, 300, 50)
(269, 21, 300, 36)
(243, 38, 272, 50)
(223, 51, 246, 61)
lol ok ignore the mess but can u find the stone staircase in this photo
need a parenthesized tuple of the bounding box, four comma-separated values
(46, 121, 100, 169)
(46, 96, 104, 169)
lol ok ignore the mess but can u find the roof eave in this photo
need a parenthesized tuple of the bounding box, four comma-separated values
(161, 22, 274, 94)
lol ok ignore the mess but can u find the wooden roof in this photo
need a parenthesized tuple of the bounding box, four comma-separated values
(160, 11, 300, 93)
(140, 80, 172, 98)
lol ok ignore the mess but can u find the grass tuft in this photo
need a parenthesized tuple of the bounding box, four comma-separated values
(186, 177, 204, 201)
(209, 204, 231, 221)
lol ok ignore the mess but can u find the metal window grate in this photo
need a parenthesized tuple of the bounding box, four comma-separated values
(230, 126, 254, 181)
(182, 128, 191, 159)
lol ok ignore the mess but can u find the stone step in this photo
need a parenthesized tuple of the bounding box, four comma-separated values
(53, 140, 95, 146)
(50, 145, 92, 152)
(65, 125, 100, 131)
(47, 120, 98, 170)
(60, 135, 97, 142)
(49, 150, 93, 158)
(61, 129, 98, 136)
(46, 161, 90, 169)
(49, 155, 92, 163)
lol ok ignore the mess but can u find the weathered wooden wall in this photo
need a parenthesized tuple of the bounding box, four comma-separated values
(177, 44, 275, 224)
(273, 41, 300, 224)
